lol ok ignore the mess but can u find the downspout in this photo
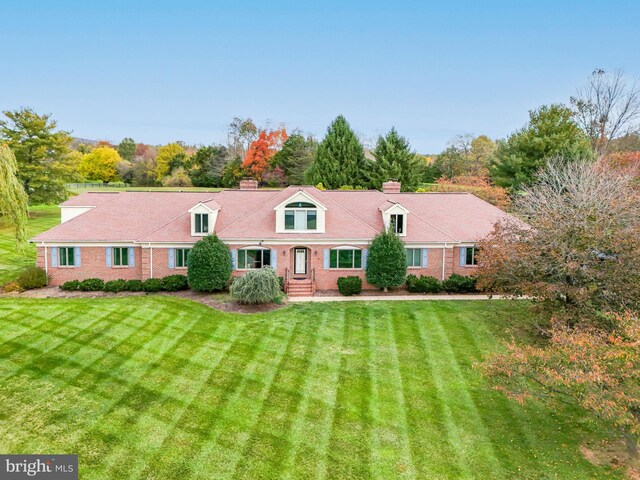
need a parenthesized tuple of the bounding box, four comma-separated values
(149, 243, 153, 279)
(441, 243, 446, 280)
(43, 243, 48, 275)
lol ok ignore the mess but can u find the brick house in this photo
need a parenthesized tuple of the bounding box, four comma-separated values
(32, 180, 515, 296)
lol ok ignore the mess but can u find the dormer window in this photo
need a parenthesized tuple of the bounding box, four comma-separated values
(195, 213, 209, 234)
(390, 214, 404, 234)
(284, 202, 317, 231)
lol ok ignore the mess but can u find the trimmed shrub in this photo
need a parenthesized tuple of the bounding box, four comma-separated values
(78, 278, 104, 291)
(442, 274, 477, 293)
(60, 280, 81, 291)
(16, 266, 48, 290)
(407, 275, 441, 293)
(365, 229, 407, 292)
(124, 279, 144, 292)
(142, 278, 163, 292)
(161, 274, 189, 292)
(337, 276, 362, 296)
(229, 267, 280, 304)
(188, 234, 233, 292)
(278, 276, 285, 292)
(103, 279, 127, 293)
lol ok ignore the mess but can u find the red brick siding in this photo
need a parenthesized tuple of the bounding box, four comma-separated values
(37, 246, 143, 286)
(36, 244, 478, 289)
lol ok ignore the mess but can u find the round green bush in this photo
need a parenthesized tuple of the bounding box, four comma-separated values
(187, 234, 232, 292)
(103, 279, 127, 293)
(365, 229, 407, 292)
(161, 274, 189, 292)
(60, 280, 81, 291)
(78, 278, 104, 291)
(441, 274, 477, 293)
(229, 267, 280, 304)
(407, 275, 441, 293)
(337, 276, 362, 296)
(16, 266, 48, 290)
(142, 278, 163, 292)
(124, 279, 144, 291)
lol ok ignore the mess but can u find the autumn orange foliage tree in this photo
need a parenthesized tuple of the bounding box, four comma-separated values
(480, 310, 640, 457)
(242, 128, 288, 181)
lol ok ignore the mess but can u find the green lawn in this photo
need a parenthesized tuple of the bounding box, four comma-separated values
(0, 297, 618, 479)
(0, 205, 60, 285)
(67, 185, 221, 194)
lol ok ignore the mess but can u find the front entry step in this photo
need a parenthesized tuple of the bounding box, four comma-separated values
(286, 279, 314, 296)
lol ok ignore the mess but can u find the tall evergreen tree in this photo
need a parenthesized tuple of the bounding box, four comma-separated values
(0, 108, 76, 204)
(307, 115, 369, 188)
(188, 145, 228, 187)
(369, 128, 423, 191)
(490, 104, 593, 190)
(270, 133, 317, 185)
(0, 144, 28, 245)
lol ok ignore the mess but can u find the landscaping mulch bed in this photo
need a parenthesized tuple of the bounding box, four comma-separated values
(0, 286, 286, 314)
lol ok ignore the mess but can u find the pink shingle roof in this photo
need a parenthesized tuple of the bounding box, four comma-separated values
(32, 187, 518, 244)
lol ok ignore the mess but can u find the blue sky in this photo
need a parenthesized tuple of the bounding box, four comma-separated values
(1, 0, 638, 153)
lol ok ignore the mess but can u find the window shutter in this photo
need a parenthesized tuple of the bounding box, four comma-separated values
(75, 247, 81, 267)
(323, 249, 329, 269)
(271, 249, 277, 270)
(106, 247, 112, 267)
(422, 248, 428, 268)
(51, 247, 58, 267)
(459, 247, 466, 266)
(168, 248, 175, 269)
(362, 249, 368, 269)
(231, 249, 237, 270)
(129, 247, 135, 267)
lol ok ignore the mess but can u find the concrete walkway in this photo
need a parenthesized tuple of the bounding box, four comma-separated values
(288, 294, 511, 302)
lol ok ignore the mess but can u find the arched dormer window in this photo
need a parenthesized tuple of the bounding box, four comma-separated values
(285, 202, 317, 230)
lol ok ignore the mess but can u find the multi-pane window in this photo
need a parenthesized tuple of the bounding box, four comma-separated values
(176, 248, 190, 268)
(284, 202, 317, 230)
(406, 248, 421, 267)
(195, 213, 209, 234)
(329, 249, 362, 269)
(390, 214, 404, 234)
(238, 249, 271, 269)
(464, 247, 478, 266)
(59, 247, 75, 266)
(113, 247, 129, 266)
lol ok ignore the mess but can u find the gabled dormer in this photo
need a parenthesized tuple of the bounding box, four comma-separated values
(189, 201, 220, 236)
(380, 201, 409, 236)
(274, 190, 327, 233)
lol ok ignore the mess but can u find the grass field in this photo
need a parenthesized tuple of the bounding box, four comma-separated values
(0, 205, 60, 285)
(67, 185, 221, 194)
(0, 297, 618, 479)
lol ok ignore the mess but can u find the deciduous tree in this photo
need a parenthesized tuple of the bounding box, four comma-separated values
(571, 69, 640, 157)
(0, 144, 28, 245)
(270, 133, 316, 185)
(155, 143, 187, 182)
(79, 147, 122, 183)
(242, 128, 288, 181)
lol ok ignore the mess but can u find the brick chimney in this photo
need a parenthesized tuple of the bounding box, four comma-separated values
(239, 179, 258, 190)
(382, 180, 401, 193)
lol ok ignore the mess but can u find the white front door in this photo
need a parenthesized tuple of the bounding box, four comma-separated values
(294, 248, 307, 274)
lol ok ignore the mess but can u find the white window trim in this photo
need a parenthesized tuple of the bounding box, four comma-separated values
(237, 247, 272, 270)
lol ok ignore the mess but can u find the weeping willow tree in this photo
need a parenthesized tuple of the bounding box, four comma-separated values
(0, 143, 29, 246)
